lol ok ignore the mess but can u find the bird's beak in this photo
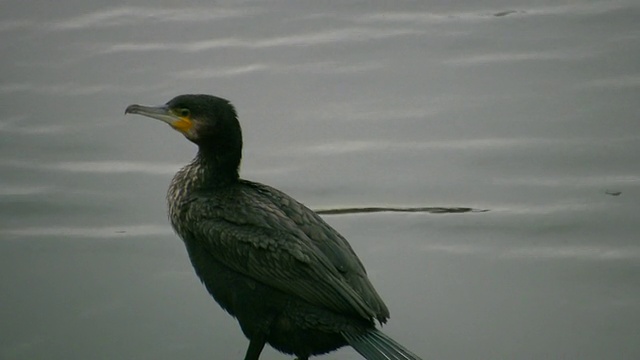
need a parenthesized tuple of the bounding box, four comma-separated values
(125, 104, 192, 134)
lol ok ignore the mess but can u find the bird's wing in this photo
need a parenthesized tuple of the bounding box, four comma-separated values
(181, 184, 386, 321)
(246, 181, 390, 321)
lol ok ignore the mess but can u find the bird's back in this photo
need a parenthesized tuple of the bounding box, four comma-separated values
(237, 179, 390, 321)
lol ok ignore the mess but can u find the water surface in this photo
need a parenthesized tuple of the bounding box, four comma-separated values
(1, 1, 639, 359)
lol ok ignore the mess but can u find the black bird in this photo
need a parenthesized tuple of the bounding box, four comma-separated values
(125, 94, 422, 360)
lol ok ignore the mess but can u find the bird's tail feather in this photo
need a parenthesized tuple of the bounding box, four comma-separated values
(342, 328, 423, 360)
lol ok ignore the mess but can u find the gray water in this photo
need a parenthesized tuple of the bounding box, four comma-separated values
(1, 1, 639, 359)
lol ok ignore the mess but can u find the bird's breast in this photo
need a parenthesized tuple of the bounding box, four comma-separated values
(166, 163, 202, 237)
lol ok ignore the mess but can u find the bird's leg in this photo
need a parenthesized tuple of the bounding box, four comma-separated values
(243, 336, 266, 360)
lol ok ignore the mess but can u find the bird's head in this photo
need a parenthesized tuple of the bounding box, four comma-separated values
(125, 94, 242, 150)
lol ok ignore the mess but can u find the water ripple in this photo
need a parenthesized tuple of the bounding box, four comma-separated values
(173, 61, 384, 79)
(296, 136, 638, 155)
(447, 50, 594, 66)
(173, 64, 269, 79)
(2, 160, 181, 175)
(494, 175, 640, 188)
(1, 6, 260, 32)
(0, 19, 34, 32)
(0, 185, 52, 196)
(100, 27, 421, 54)
(0, 81, 161, 96)
(51, 160, 181, 175)
(355, 10, 502, 24)
(1, 224, 171, 238)
(422, 243, 640, 261)
(354, 1, 634, 25)
(1, 123, 88, 135)
(578, 75, 640, 90)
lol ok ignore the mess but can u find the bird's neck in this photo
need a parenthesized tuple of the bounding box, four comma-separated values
(190, 147, 240, 188)
(166, 146, 241, 234)
(167, 146, 240, 223)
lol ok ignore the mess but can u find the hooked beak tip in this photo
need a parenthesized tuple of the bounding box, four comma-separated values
(125, 104, 140, 115)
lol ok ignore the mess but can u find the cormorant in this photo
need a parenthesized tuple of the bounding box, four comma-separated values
(125, 94, 422, 360)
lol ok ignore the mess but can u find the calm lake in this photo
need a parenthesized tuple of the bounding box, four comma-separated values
(1, 1, 639, 359)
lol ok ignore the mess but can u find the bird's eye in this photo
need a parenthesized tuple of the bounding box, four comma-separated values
(179, 108, 190, 117)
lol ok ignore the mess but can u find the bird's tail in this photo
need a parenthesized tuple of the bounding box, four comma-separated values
(342, 328, 423, 360)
